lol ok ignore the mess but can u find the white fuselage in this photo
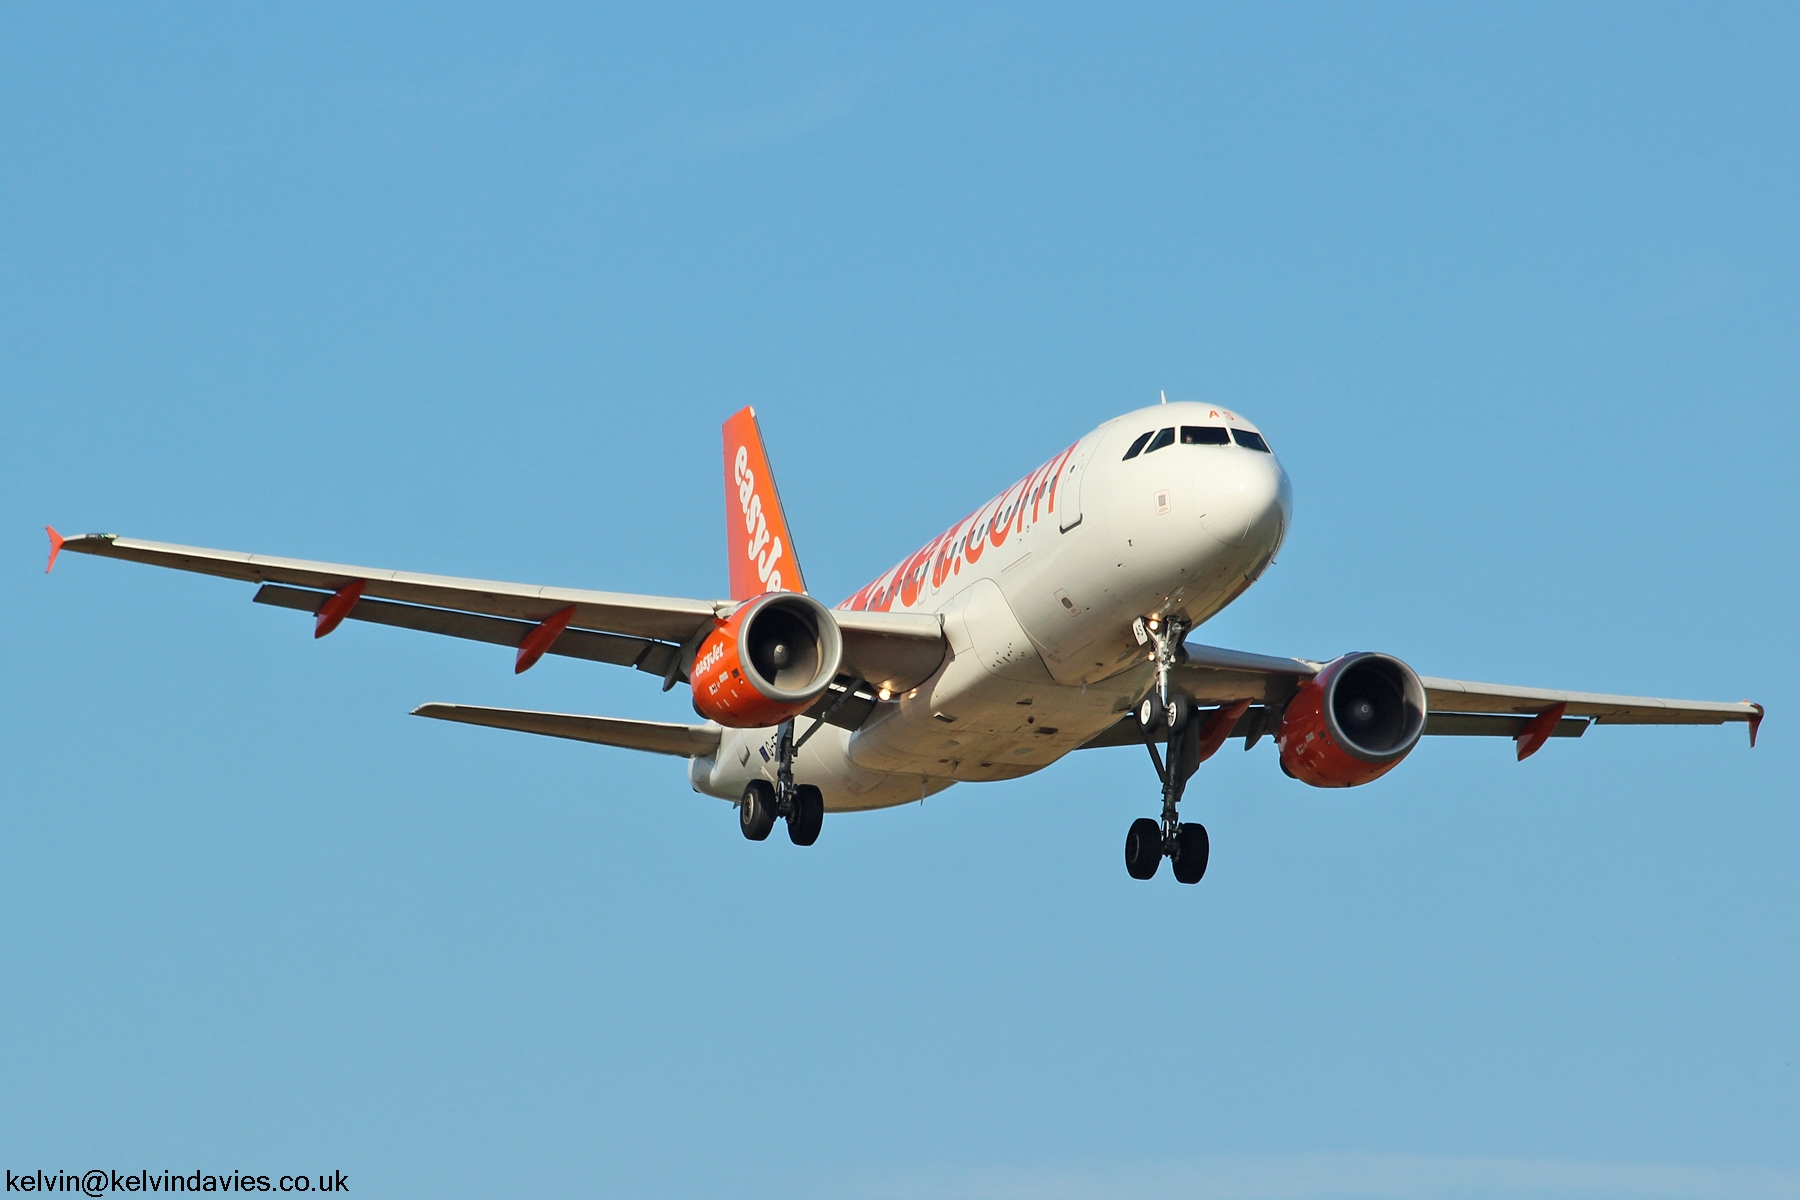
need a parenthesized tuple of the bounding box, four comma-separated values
(690, 402, 1294, 810)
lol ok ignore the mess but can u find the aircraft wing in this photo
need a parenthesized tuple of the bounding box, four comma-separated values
(1172, 641, 1757, 726)
(1082, 641, 1762, 750)
(49, 531, 946, 692)
(1415, 675, 1761, 728)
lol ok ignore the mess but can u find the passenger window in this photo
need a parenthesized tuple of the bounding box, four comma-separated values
(1145, 427, 1175, 454)
(1180, 426, 1229, 445)
(1231, 429, 1271, 453)
(1122, 431, 1153, 460)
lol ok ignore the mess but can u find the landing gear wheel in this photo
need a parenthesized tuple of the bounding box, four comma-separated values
(740, 780, 777, 841)
(1164, 692, 1192, 736)
(1171, 822, 1210, 884)
(786, 784, 824, 846)
(1125, 817, 1163, 880)
(1137, 693, 1165, 734)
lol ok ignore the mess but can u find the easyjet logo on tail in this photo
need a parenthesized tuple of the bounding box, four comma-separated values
(722, 407, 807, 601)
(735, 446, 785, 592)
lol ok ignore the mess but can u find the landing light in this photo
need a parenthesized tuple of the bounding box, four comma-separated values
(878, 687, 892, 701)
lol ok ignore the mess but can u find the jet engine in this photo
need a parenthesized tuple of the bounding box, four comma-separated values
(1276, 652, 1427, 787)
(690, 592, 844, 728)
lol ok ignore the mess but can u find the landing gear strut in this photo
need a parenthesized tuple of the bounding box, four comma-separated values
(1125, 615, 1209, 885)
(740, 717, 826, 847)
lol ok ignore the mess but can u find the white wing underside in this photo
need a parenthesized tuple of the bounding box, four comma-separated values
(1171, 643, 1760, 730)
(55, 533, 946, 691)
(1417, 675, 1758, 725)
(56, 532, 1760, 751)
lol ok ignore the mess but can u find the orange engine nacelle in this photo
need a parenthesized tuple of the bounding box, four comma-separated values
(689, 592, 844, 728)
(1277, 652, 1427, 788)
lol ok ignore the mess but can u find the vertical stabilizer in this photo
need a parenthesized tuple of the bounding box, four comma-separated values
(722, 407, 808, 599)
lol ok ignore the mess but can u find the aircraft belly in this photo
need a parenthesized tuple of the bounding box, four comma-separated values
(845, 607, 1138, 781)
(700, 724, 944, 812)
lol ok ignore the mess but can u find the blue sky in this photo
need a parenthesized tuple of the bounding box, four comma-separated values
(3, 5, 1796, 1197)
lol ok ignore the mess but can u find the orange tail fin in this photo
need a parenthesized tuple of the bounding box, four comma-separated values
(723, 407, 807, 600)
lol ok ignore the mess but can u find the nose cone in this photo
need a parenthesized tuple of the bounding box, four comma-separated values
(1199, 450, 1291, 549)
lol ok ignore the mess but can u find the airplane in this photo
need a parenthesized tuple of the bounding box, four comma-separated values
(45, 401, 1763, 883)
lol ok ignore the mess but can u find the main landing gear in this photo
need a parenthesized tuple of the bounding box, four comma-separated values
(739, 718, 825, 847)
(1125, 615, 1210, 885)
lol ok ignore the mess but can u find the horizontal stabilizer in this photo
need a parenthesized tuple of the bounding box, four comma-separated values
(412, 703, 721, 757)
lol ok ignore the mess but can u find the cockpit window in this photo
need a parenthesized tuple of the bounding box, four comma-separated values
(1232, 429, 1271, 453)
(1181, 426, 1229, 445)
(1145, 427, 1176, 454)
(1122, 431, 1153, 460)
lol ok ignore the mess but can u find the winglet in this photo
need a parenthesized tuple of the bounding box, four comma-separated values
(44, 526, 65, 573)
(722, 407, 807, 600)
(1749, 703, 1764, 748)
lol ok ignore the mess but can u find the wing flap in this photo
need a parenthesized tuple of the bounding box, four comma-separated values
(834, 609, 947, 692)
(1081, 705, 1594, 751)
(1168, 643, 1316, 706)
(253, 584, 679, 676)
(1424, 712, 1590, 738)
(411, 703, 721, 757)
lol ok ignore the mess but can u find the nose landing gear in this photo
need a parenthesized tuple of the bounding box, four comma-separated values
(1125, 615, 1211, 884)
